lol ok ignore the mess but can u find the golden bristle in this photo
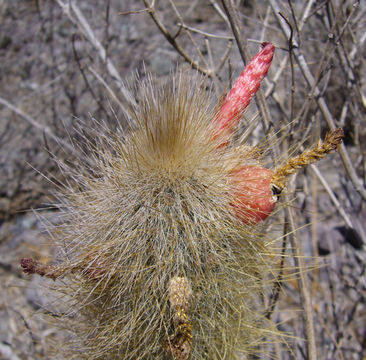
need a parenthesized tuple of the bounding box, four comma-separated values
(42, 74, 275, 359)
(30, 74, 281, 359)
(271, 128, 344, 190)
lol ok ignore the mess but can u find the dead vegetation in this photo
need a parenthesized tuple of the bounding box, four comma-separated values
(0, 0, 365, 359)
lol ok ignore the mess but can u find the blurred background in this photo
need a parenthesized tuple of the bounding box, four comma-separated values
(0, 0, 365, 359)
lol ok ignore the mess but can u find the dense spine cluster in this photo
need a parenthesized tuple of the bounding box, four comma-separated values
(45, 71, 274, 359)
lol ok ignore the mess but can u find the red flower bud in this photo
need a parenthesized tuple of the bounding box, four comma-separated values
(230, 165, 276, 224)
(212, 43, 276, 223)
(214, 42, 275, 140)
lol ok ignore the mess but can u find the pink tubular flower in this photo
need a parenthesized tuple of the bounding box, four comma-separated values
(213, 42, 276, 224)
(214, 42, 275, 139)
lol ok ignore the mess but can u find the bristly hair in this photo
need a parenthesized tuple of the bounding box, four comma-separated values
(20, 41, 344, 360)
(43, 73, 278, 360)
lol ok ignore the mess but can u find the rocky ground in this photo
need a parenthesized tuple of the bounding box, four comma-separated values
(1, 1, 366, 359)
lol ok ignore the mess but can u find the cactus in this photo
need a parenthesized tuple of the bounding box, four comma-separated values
(21, 43, 342, 359)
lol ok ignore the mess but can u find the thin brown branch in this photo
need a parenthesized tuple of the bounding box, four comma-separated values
(216, 38, 233, 74)
(285, 187, 317, 360)
(205, 38, 221, 98)
(221, 0, 279, 160)
(220, 0, 250, 65)
(55, 0, 134, 107)
(0, 96, 90, 164)
(168, 0, 209, 69)
(209, 0, 230, 26)
(265, 221, 289, 319)
(269, 0, 366, 201)
(119, 8, 150, 15)
(310, 163, 355, 230)
(177, 22, 233, 40)
(142, 0, 208, 75)
(71, 34, 108, 117)
(278, 13, 295, 127)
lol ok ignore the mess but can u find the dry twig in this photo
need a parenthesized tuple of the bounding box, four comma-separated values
(269, 0, 366, 201)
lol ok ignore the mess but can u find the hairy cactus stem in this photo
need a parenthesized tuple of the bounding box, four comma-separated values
(18, 37, 345, 359)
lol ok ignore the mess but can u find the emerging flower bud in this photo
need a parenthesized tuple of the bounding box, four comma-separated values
(212, 42, 276, 223)
(230, 165, 276, 224)
(214, 42, 275, 140)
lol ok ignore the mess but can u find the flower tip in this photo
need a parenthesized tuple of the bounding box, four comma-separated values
(261, 41, 274, 50)
(258, 42, 275, 62)
(212, 41, 275, 143)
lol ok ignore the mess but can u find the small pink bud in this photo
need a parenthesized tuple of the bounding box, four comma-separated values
(214, 42, 275, 140)
(230, 165, 276, 224)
